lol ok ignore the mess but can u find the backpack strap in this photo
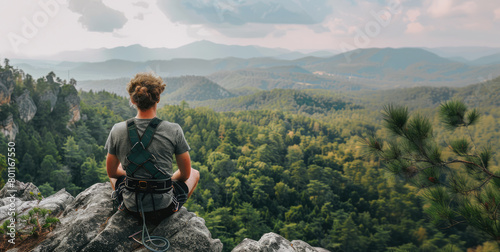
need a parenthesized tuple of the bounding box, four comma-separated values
(126, 117, 162, 148)
(126, 117, 168, 179)
(140, 117, 162, 149)
(127, 118, 140, 146)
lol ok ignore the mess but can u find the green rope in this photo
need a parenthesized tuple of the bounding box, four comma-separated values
(137, 195, 170, 252)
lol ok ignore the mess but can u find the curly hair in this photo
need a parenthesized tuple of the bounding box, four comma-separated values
(127, 72, 166, 111)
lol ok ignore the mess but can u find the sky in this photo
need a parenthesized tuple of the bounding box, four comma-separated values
(0, 0, 499, 58)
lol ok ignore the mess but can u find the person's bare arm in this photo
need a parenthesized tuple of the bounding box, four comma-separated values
(106, 153, 126, 179)
(172, 151, 191, 182)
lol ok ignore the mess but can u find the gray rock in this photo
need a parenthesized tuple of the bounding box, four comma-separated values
(233, 238, 264, 251)
(232, 233, 329, 252)
(1, 181, 222, 252)
(291, 240, 319, 252)
(138, 207, 224, 252)
(15, 90, 37, 122)
(64, 90, 81, 124)
(0, 180, 40, 202)
(312, 248, 330, 252)
(33, 183, 117, 252)
(40, 88, 59, 112)
(0, 114, 18, 141)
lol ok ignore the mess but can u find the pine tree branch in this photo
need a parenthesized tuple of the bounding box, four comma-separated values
(458, 175, 493, 194)
(445, 160, 499, 178)
(465, 125, 487, 169)
(439, 220, 465, 229)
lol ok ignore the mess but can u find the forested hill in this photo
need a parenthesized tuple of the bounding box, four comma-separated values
(206, 67, 366, 91)
(345, 76, 500, 109)
(161, 75, 235, 104)
(79, 75, 235, 103)
(0, 62, 496, 251)
(193, 89, 361, 115)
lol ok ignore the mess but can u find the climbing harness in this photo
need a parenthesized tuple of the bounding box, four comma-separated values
(125, 117, 171, 252)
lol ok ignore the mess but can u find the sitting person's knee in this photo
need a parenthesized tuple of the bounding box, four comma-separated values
(192, 168, 200, 181)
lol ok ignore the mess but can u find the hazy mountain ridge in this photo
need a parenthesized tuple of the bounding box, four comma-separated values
(423, 47, 500, 61)
(471, 53, 500, 65)
(13, 48, 500, 89)
(162, 76, 235, 104)
(41, 40, 336, 62)
(79, 75, 234, 103)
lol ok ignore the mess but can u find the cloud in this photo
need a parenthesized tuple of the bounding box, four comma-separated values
(427, 0, 453, 18)
(156, 0, 332, 37)
(133, 1, 149, 8)
(406, 9, 421, 23)
(427, 0, 479, 18)
(134, 13, 144, 20)
(405, 22, 425, 34)
(188, 23, 277, 38)
(495, 8, 500, 20)
(68, 0, 127, 32)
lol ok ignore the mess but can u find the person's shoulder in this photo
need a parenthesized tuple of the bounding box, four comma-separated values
(158, 120, 183, 132)
(158, 120, 180, 128)
(110, 120, 128, 134)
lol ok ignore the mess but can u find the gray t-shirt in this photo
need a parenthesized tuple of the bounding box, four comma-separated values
(105, 117, 191, 212)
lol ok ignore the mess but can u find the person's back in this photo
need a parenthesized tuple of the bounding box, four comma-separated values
(105, 72, 200, 250)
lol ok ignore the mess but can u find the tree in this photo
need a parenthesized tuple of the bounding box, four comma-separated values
(234, 202, 268, 240)
(81, 157, 103, 187)
(69, 78, 77, 86)
(46, 71, 56, 84)
(41, 132, 60, 161)
(38, 155, 58, 185)
(50, 169, 71, 191)
(38, 182, 55, 197)
(20, 153, 36, 182)
(63, 136, 84, 186)
(0, 154, 5, 188)
(364, 101, 500, 241)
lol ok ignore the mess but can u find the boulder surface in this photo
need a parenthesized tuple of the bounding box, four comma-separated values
(0, 181, 223, 252)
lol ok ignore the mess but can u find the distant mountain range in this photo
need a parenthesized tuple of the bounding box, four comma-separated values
(423, 47, 500, 61)
(11, 46, 500, 92)
(16, 40, 337, 62)
(11, 40, 498, 64)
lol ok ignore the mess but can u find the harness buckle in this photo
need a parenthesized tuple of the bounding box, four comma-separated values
(138, 181, 148, 189)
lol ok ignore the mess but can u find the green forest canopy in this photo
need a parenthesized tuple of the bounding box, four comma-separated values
(0, 62, 499, 251)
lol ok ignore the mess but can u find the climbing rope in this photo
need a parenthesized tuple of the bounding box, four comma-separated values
(129, 195, 170, 252)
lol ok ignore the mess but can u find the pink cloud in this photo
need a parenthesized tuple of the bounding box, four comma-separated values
(427, 0, 453, 18)
(405, 22, 425, 34)
(495, 8, 500, 20)
(406, 9, 421, 22)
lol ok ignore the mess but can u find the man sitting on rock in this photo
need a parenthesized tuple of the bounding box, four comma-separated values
(105, 72, 199, 224)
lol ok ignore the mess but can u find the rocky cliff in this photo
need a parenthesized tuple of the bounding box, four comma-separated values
(63, 88, 81, 124)
(40, 88, 59, 112)
(0, 69, 15, 105)
(0, 114, 18, 141)
(0, 182, 329, 252)
(15, 90, 37, 122)
(232, 233, 330, 252)
(0, 84, 82, 140)
(0, 181, 222, 252)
